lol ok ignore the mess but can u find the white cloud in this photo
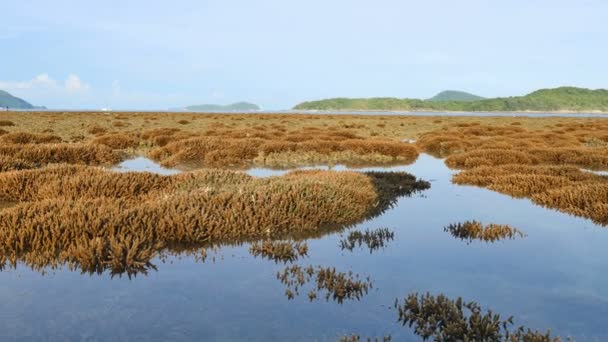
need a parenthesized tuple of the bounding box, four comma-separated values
(0, 73, 58, 90)
(35, 74, 58, 88)
(64, 74, 90, 93)
(0, 73, 90, 93)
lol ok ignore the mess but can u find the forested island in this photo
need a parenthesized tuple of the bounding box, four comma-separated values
(0, 90, 40, 109)
(427, 90, 485, 102)
(294, 87, 608, 113)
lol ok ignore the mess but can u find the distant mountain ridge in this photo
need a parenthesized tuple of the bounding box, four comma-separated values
(293, 87, 608, 113)
(428, 90, 485, 102)
(180, 102, 261, 112)
(0, 90, 38, 109)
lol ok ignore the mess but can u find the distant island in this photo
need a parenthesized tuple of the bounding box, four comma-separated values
(0, 90, 44, 109)
(174, 102, 261, 112)
(293, 87, 608, 113)
(427, 90, 485, 102)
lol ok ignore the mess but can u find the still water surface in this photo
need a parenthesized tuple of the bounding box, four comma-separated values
(22, 108, 608, 118)
(1, 155, 607, 341)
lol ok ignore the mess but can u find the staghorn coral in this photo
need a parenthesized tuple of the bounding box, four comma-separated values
(0, 132, 62, 144)
(452, 164, 608, 225)
(532, 184, 608, 225)
(0, 165, 176, 202)
(445, 149, 538, 169)
(417, 122, 608, 226)
(148, 128, 419, 169)
(0, 156, 36, 172)
(0, 166, 429, 275)
(86, 124, 107, 135)
(10, 111, 602, 172)
(92, 133, 140, 149)
(0, 143, 122, 169)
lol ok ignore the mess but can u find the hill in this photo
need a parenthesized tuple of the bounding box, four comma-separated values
(184, 102, 260, 111)
(293, 87, 608, 113)
(428, 90, 485, 102)
(0, 90, 36, 109)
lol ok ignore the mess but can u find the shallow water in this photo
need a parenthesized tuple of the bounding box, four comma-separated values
(2, 155, 608, 341)
(112, 156, 182, 175)
(581, 168, 608, 176)
(285, 109, 608, 118)
(25, 108, 608, 118)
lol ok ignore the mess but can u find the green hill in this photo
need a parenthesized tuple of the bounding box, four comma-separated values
(184, 102, 260, 111)
(294, 87, 608, 113)
(428, 90, 485, 102)
(0, 90, 35, 109)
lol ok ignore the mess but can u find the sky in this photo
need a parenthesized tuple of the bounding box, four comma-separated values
(1, 0, 607, 110)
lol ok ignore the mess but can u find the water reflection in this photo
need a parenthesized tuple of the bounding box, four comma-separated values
(581, 168, 608, 176)
(1, 154, 608, 340)
(395, 292, 560, 341)
(444, 221, 527, 244)
(277, 265, 373, 304)
(27, 107, 608, 118)
(249, 241, 309, 263)
(339, 228, 395, 253)
(111, 156, 181, 175)
(340, 334, 392, 342)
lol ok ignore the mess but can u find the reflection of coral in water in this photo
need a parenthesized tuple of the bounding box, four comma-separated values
(249, 240, 308, 263)
(444, 221, 526, 243)
(340, 335, 392, 342)
(395, 292, 561, 341)
(277, 265, 372, 304)
(339, 228, 394, 253)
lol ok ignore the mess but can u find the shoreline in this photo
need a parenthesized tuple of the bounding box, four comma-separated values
(4, 109, 608, 116)
(290, 108, 608, 115)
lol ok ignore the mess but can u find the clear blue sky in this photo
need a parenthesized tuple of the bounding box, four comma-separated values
(1, 0, 607, 110)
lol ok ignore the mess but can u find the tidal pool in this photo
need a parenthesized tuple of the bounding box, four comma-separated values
(1, 155, 607, 341)
(112, 156, 182, 175)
